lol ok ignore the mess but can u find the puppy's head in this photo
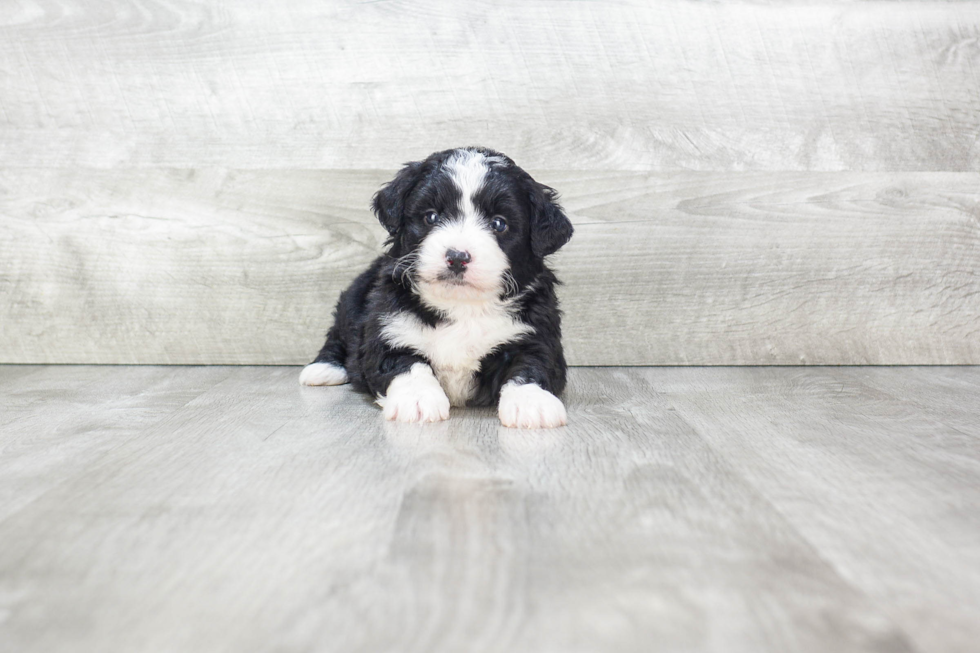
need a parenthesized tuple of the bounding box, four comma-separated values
(373, 147, 573, 304)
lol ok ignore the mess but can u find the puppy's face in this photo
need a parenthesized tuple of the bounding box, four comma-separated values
(373, 147, 573, 305)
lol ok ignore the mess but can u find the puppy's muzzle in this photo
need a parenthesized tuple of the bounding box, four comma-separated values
(445, 248, 471, 275)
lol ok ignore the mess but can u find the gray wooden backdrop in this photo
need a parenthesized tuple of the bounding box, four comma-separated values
(1, 0, 978, 365)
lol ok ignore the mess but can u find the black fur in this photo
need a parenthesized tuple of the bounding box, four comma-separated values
(310, 146, 573, 407)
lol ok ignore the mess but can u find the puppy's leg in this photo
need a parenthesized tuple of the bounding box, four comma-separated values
(377, 363, 450, 423)
(299, 361, 348, 386)
(301, 260, 387, 386)
(498, 380, 567, 429)
(300, 323, 349, 386)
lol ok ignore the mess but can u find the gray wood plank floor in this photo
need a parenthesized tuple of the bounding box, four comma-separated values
(0, 365, 977, 653)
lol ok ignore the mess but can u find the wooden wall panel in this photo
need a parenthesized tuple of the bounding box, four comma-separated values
(2, 169, 977, 365)
(0, 0, 978, 171)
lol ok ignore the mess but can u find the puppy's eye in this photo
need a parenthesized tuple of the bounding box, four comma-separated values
(424, 210, 440, 225)
(490, 216, 508, 233)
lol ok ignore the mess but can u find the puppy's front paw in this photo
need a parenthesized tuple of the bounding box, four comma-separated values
(498, 382, 567, 429)
(378, 363, 450, 423)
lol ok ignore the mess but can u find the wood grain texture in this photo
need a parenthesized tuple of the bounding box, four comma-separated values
(2, 168, 978, 365)
(648, 366, 980, 653)
(0, 0, 978, 170)
(0, 365, 234, 523)
(1, 365, 978, 652)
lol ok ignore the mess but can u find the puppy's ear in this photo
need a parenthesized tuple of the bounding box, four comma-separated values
(372, 161, 423, 235)
(528, 182, 574, 257)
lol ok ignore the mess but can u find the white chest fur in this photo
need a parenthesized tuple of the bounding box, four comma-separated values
(380, 304, 532, 406)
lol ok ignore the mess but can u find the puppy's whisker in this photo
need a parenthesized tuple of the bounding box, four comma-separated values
(500, 270, 520, 298)
(392, 252, 421, 290)
(399, 259, 423, 295)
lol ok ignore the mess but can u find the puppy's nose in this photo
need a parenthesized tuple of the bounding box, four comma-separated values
(446, 248, 471, 273)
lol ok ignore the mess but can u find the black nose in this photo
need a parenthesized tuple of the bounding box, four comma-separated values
(446, 248, 471, 273)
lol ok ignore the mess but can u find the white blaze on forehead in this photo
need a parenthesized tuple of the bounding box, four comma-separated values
(446, 149, 493, 217)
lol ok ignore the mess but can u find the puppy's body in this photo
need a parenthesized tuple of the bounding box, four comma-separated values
(302, 147, 573, 428)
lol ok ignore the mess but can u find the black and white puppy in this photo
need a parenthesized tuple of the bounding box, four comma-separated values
(300, 146, 573, 428)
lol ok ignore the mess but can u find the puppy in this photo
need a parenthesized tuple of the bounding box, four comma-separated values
(300, 146, 573, 428)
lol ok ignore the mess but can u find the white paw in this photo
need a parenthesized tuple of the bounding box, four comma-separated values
(299, 362, 349, 386)
(377, 363, 450, 423)
(498, 382, 567, 429)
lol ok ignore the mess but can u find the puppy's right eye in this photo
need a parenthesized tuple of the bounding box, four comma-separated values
(424, 210, 440, 225)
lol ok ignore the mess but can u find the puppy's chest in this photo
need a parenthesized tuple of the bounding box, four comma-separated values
(381, 309, 532, 405)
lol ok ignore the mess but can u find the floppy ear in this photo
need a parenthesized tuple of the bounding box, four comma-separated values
(372, 161, 423, 235)
(528, 182, 574, 257)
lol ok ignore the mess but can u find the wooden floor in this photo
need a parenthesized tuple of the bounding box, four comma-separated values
(0, 366, 978, 653)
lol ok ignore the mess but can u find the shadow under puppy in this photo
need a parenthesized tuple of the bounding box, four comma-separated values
(300, 146, 573, 428)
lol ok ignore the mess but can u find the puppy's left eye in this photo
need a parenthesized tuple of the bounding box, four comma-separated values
(490, 216, 508, 233)
(424, 210, 440, 225)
